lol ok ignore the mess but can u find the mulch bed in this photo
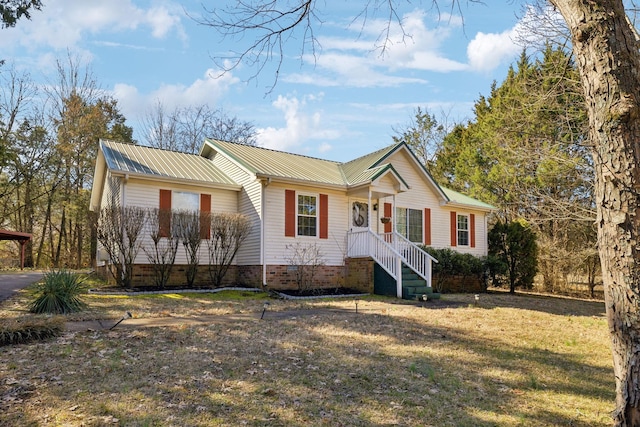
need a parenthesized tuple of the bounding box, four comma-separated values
(276, 287, 365, 297)
(88, 285, 260, 295)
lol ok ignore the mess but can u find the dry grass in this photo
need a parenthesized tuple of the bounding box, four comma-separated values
(0, 287, 614, 426)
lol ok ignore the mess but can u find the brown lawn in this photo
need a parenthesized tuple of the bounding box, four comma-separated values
(0, 288, 614, 426)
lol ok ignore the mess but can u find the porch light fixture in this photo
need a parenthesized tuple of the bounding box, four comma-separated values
(373, 204, 378, 211)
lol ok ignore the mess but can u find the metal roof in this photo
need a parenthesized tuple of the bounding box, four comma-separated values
(0, 229, 31, 241)
(101, 140, 238, 187)
(203, 139, 346, 185)
(340, 144, 398, 185)
(442, 187, 496, 211)
(99, 139, 494, 211)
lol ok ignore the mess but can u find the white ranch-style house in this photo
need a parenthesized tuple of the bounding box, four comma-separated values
(90, 139, 495, 299)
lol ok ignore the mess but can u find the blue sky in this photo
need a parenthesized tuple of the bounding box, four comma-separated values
(1, 0, 531, 162)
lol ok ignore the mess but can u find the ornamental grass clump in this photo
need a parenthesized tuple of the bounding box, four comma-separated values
(0, 316, 64, 346)
(29, 270, 88, 314)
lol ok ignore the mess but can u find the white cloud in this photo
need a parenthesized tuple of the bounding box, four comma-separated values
(464, 6, 553, 73)
(467, 29, 520, 72)
(256, 94, 340, 153)
(113, 68, 239, 122)
(283, 9, 465, 88)
(0, 0, 186, 51)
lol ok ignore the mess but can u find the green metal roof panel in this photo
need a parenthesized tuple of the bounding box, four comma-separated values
(340, 144, 399, 184)
(206, 139, 345, 185)
(101, 140, 238, 186)
(441, 186, 496, 211)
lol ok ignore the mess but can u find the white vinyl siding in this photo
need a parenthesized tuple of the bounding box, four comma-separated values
(384, 149, 488, 256)
(210, 151, 262, 265)
(263, 183, 348, 267)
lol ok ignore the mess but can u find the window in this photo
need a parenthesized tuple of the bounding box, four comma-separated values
(158, 190, 210, 239)
(173, 191, 199, 211)
(457, 214, 469, 246)
(396, 207, 423, 243)
(297, 194, 317, 236)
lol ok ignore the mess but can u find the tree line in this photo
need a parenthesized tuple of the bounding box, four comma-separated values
(0, 56, 256, 269)
(395, 45, 597, 296)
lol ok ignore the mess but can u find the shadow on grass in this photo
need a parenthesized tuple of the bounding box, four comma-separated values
(439, 291, 606, 318)
(0, 296, 614, 426)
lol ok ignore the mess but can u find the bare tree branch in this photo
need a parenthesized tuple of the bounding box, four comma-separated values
(195, 1, 478, 92)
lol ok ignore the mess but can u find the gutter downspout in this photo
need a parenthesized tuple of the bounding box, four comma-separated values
(261, 178, 271, 288)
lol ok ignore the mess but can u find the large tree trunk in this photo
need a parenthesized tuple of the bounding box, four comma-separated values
(551, 0, 640, 424)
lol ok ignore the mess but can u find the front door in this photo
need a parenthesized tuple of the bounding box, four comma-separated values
(350, 199, 370, 232)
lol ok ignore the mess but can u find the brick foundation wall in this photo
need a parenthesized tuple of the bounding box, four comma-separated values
(434, 275, 485, 293)
(96, 263, 239, 288)
(344, 258, 374, 293)
(264, 264, 347, 291)
(238, 265, 263, 288)
(95, 261, 377, 293)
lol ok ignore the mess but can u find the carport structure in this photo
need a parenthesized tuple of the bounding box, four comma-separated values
(0, 229, 32, 270)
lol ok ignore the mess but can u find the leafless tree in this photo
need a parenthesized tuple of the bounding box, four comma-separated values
(284, 242, 325, 292)
(141, 101, 256, 154)
(96, 205, 146, 288)
(143, 208, 179, 289)
(140, 100, 179, 151)
(196, 1, 474, 91)
(206, 213, 252, 287)
(173, 210, 203, 287)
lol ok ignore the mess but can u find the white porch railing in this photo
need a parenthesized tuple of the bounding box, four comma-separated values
(347, 230, 402, 280)
(383, 232, 438, 288)
(347, 229, 438, 297)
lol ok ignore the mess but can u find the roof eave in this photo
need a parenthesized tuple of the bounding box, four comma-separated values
(109, 170, 242, 192)
(256, 173, 346, 189)
(444, 200, 496, 213)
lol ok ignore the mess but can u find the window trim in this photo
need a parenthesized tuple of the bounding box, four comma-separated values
(296, 192, 319, 237)
(457, 213, 470, 247)
(395, 206, 424, 244)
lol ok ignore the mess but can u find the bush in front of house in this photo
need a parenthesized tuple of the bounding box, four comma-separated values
(29, 270, 88, 314)
(421, 247, 486, 293)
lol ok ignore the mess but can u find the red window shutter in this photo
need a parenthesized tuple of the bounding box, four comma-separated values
(424, 208, 431, 245)
(159, 189, 172, 237)
(383, 203, 392, 233)
(285, 189, 296, 237)
(450, 211, 457, 247)
(470, 213, 476, 248)
(319, 194, 328, 239)
(200, 194, 211, 239)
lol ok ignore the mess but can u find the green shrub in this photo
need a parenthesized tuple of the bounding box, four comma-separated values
(0, 317, 64, 346)
(488, 220, 538, 293)
(29, 270, 88, 314)
(421, 247, 486, 293)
